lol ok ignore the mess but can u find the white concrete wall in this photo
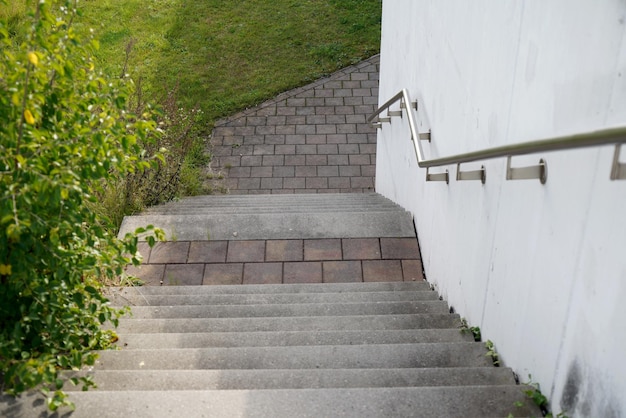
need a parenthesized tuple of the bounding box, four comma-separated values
(376, 1, 626, 416)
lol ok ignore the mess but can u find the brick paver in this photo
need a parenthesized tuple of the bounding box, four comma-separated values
(127, 238, 425, 285)
(208, 55, 379, 194)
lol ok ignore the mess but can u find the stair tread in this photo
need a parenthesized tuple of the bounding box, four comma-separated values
(2, 386, 542, 417)
(122, 301, 450, 319)
(119, 212, 416, 241)
(111, 313, 462, 333)
(116, 329, 473, 348)
(108, 290, 438, 306)
(64, 367, 517, 391)
(110, 281, 431, 295)
(94, 342, 493, 370)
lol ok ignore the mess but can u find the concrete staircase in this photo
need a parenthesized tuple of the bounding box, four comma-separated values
(0, 193, 541, 417)
(118, 193, 416, 240)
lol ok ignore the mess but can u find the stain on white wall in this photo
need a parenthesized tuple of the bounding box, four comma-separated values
(376, 1, 626, 416)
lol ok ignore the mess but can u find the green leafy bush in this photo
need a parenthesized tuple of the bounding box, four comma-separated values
(0, 0, 162, 410)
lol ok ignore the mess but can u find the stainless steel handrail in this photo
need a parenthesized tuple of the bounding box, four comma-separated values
(368, 89, 626, 170)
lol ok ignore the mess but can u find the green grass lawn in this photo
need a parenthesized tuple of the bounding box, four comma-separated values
(2, 0, 381, 216)
(77, 0, 382, 123)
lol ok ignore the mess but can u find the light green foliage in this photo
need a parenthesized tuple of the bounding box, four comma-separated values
(485, 340, 500, 366)
(0, 0, 162, 410)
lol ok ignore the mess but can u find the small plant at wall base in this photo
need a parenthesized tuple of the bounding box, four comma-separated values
(0, 1, 162, 410)
(459, 318, 482, 342)
(521, 375, 570, 418)
(485, 340, 500, 366)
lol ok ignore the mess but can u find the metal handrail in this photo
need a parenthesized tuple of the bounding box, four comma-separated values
(368, 89, 626, 172)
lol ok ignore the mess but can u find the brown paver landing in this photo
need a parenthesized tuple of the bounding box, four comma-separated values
(127, 238, 425, 286)
(209, 55, 379, 194)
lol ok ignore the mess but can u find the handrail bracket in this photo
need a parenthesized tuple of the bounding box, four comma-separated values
(506, 157, 548, 184)
(610, 144, 626, 180)
(426, 168, 449, 184)
(457, 163, 486, 184)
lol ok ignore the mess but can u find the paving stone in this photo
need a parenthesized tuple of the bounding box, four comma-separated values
(283, 177, 306, 189)
(306, 115, 326, 124)
(276, 106, 296, 116)
(266, 240, 304, 262)
(317, 144, 339, 155)
(306, 177, 328, 189)
(136, 242, 152, 262)
(296, 106, 316, 116)
(323, 261, 363, 283)
(285, 134, 306, 144)
(220, 156, 243, 167)
(296, 144, 317, 154)
(339, 166, 361, 177)
(328, 177, 351, 189)
(347, 134, 369, 144)
(125, 264, 164, 285)
(262, 155, 285, 166)
(241, 156, 263, 166)
(295, 166, 317, 177)
(284, 262, 322, 283)
(328, 154, 349, 165)
(285, 155, 306, 165)
(264, 135, 285, 145)
(337, 124, 357, 134)
(163, 264, 204, 286)
(305, 134, 327, 145)
(338, 144, 361, 154)
(349, 155, 371, 165)
(315, 106, 336, 115)
(317, 125, 337, 134)
(244, 135, 265, 145)
(325, 97, 344, 106)
(304, 239, 342, 261)
(243, 263, 283, 284)
(402, 259, 425, 282)
(237, 178, 261, 189)
(343, 238, 381, 260)
(227, 241, 265, 263)
(306, 155, 328, 166)
(363, 260, 404, 282)
(188, 241, 228, 263)
(228, 167, 251, 178)
(361, 165, 376, 176)
(381, 238, 421, 259)
(273, 166, 295, 177)
(317, 166, 339, 177)
(253, 145, 275, 155)
(203, 264, 243, 285)
(250, 166, 273, 178)
(276, 125, 296, 135)
(275, 145, 296, 154)
(351, 177, 375, 189)
(344, 97, 364, 106)
(149, 242, 190, 264)
(260, 178, 282, 189)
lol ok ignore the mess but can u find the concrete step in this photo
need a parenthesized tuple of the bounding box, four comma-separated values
(111, 313, 462, 333)
(109, 281, 432, 295)
(118, 212, 415, 241)
(124, 301, 450, 319)
(108, 290, 439, 306)
(93, 343, 492, 370)
(143, 193, 403, 211)
(64, 367, 516, 391)
(116, 329, 473, 349)
(2, 386, 541, 417)
(118, 192, 414, 240)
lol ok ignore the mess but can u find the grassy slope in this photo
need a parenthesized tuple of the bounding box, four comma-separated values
(78, 0, 382, 123)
